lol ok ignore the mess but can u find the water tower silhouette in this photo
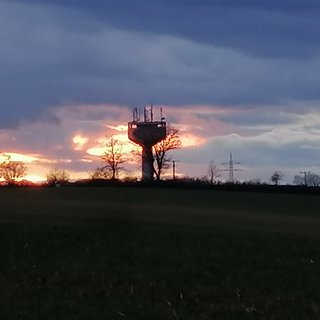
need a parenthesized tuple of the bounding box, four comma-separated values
(128, 105, 166, 181)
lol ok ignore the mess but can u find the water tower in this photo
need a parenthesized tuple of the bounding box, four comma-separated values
(128, 105, 166, 181)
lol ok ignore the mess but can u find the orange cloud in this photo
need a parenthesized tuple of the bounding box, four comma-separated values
(0, 152, 39, 163)
(87, 131, 139, 157)
(180, 133, 206, 147)
(106, 124, 128, 132)
(86, 147, 105, 157)
(24, 174, 46, 183)
(0, 103, 244, 181)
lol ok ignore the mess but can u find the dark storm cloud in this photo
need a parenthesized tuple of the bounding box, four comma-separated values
(9, 0, 320, 58)
(1, 0, 320, 128)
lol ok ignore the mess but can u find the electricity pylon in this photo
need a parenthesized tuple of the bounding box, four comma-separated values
(221, 153, 243, 183)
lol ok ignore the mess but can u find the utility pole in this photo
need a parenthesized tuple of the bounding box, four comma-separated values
(171, 160, 180, 180)
(300, 171, 310, 186)
(221, 153, 243, 183)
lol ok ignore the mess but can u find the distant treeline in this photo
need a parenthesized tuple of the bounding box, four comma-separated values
(3, 178, 320, 195)
(71, 179, 320, 195)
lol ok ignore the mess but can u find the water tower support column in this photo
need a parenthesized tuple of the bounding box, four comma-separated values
(142, 145, 154, 181)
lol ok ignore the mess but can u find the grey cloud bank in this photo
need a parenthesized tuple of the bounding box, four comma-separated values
(1, 0, 320, 127)
(11, 0, 320, 58)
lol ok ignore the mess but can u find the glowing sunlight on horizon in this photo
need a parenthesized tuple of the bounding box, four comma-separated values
(0, 152, 39, 163)
(180, 134, 206, 148)
(1, 106, 210, 181)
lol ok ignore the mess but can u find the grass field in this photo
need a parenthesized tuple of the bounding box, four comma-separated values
(0, 186, 320, 319)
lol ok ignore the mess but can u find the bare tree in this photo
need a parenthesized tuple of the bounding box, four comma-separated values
(207, 161, 221, 184)
(89, 167, 111, 180)
(246, 179, 261, 185)
(293, 175, 304, 186)
(0, 153, 27, 184)
(153, 126, 181, 181)
(306, 173, 320, 186)
(270, 171, 284, 186)
(293, 173, 320, 186)
(0, 155, 27, 184)
(100, 137, 126, 180)
(46, 168, 70, 186)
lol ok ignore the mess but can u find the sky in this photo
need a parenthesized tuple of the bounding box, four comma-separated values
(1, 0, 320, 183)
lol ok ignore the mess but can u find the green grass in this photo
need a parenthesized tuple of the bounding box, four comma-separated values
(0, 187, 320, 319)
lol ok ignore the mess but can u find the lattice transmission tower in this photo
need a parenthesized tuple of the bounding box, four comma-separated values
(221, 153, 243, 183)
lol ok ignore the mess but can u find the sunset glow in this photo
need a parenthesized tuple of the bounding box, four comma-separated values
(0, 152, 39, 163)
(180, 134, 206, 148)
(24, 174, 46, 183)
(86, 142, 140, 157)
(106, 125, 128, 132)
(86, 147, 106, 157)
(72, 134, 89, 151)
(1, 103, 320, 184)
(87, 132, 140, 157)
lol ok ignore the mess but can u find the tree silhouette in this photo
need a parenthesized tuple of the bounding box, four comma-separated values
(100, 137, 126, 180)
(207, 161, 221, 184)
(307, 173, 320, 186)
(293, 173, 320, 186)
(270, 171, 284, 186)
(46, 168, 70, 186)
(153, 126, 181, 181)
(89, 167, 112, 180)
(0, 154, 27, 184)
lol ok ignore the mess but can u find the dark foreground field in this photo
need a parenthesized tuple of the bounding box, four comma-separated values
(0, 187, 320, 319)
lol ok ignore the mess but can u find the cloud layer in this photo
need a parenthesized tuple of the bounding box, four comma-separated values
(1, 0, 320, 127)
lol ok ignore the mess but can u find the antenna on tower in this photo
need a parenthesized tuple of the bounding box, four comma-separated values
(221, 153, 243, 183)
(132, 107, 140, 122)
(143, 106, 147, 122)
(160, 107, 165, 121)
(150, 104, 153, 122)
